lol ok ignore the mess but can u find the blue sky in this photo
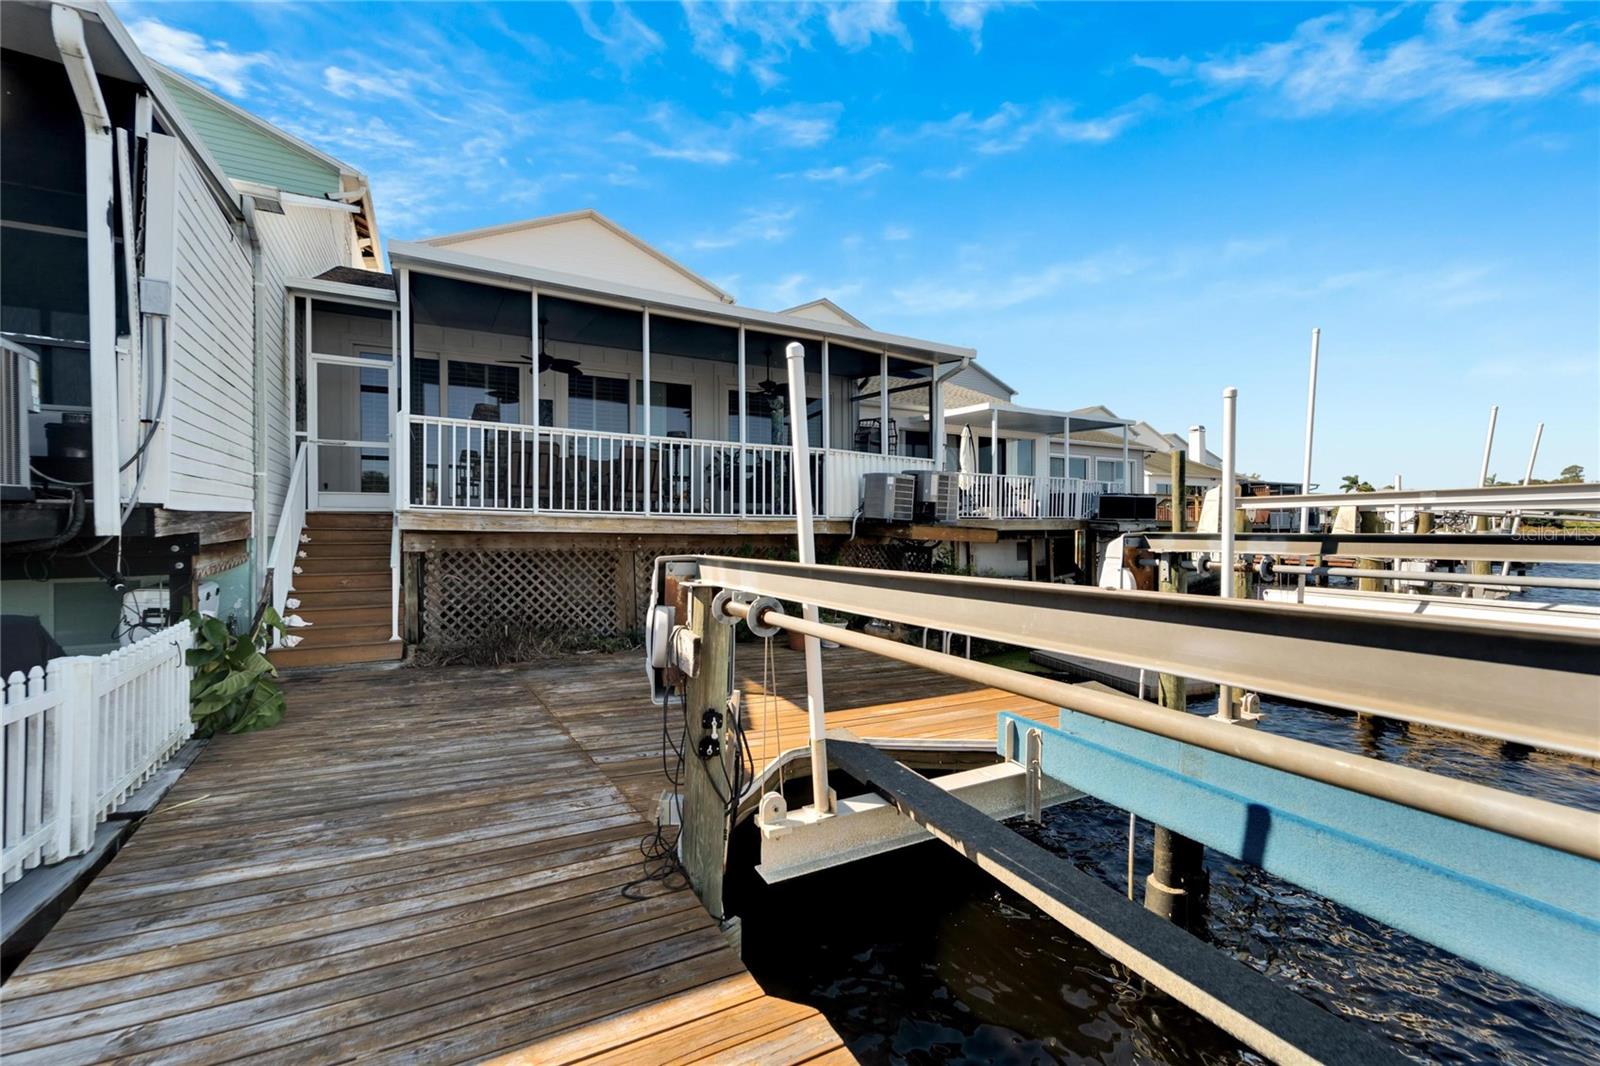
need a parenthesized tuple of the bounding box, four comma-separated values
(120, 1, 1598, 485)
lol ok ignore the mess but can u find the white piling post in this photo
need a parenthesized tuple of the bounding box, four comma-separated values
(785, 342, 832, 815)
(1501, 422, 1544, 576)
(1220, 387, 1238, 599)
(1299, 328, 1319, 534)
(1216, 387, 1238, 721)
(1478, 404, 1499, 487)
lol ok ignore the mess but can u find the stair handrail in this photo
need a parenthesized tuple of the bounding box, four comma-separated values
(265, 443, 311, 644)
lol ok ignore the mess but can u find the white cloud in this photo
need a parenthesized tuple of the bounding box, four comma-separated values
(913, 100, 1147, 153)
(882, 224, 913, 241)
(682, 1, 815, 87)
(750, 103, 843, 147)
(798, 160, 890, 183)
(572, 1, 665, 73)
(942, 1, 1004, 51)
(127, 17, 267, 96)
(323, 66, 410, 101)
(690, 205, 801, 250)
(680, 1, 907, 86)
(611, 104, 739, 164)
(1142, 5, 1600, 115)
(824, 1, 910, 50)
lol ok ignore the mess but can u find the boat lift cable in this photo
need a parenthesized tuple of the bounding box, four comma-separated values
(721, 598, 1600, 861)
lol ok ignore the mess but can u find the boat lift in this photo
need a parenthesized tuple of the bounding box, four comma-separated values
(642, 347, 1599, 1064)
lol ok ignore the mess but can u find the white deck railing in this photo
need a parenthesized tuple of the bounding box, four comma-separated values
(2, 622, 194, 889)
(267, 444, 309, 631)
(957, 474, 1123, 520)
(405, 416, 947, 519)
(403, 416, 1127, 521)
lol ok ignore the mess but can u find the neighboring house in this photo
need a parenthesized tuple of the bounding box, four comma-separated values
(1, 7, 1161, 669)
(0, 1, 372, 657)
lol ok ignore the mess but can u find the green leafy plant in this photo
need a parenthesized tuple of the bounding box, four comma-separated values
(187, 607, 288, 736)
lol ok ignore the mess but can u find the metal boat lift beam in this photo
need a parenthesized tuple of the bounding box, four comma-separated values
(1138, 531, 1600, 565)
(1245, 482, 1600, 512)
(694, 557, 1600, 758)
(998, 710, 1600, 1016)
(828, 740, 1406, 1066)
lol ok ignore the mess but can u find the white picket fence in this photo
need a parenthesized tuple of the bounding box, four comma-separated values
(1, 622, 194, 889)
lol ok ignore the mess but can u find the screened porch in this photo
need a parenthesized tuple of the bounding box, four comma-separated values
(396, 271, 948, 520)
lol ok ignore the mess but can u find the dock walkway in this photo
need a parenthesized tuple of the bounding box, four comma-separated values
(2, 646, 1039, 1063)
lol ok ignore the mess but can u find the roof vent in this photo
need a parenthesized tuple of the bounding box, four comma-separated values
(250, 194, 285, 215)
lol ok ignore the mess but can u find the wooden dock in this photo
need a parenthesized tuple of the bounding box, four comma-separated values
(1, 646, 1040, 1063)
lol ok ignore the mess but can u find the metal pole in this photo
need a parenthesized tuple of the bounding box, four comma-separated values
(989, 408, 999, 475)
(737, 325, 746, 516)
(1299, 328, 1319, 534)
(1121, 423, 1129, 491)
(1217, 387, 1238, 722)
(879, 350, 890, 456)
(1271, 564, 1598, 591)
(529, 291, 540, 514)
(1502, 422, 1544, 576)
(1479, 404, 1499, 487)
(1220, 388, 1238, 598)
(642, 308, 652, 515)
(725, 599, 1600, 860)
(785, 341, 832, 815)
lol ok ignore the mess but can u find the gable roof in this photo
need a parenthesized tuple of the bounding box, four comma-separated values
(780, 298, 868, 329)
(421, 209, 734, 305)
(154, 64, 362, 193)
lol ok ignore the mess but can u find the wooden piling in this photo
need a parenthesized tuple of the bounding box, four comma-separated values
(1469, 514, 1492, 578)
(1358, 510, 1386, 591)
(1147, 449, 1209, 926)
(679, 586, 736, 918)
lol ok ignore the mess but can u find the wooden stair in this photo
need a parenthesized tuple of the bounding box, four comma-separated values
(269, 512, 404, 669)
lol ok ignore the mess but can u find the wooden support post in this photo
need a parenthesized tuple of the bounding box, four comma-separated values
(1469, 514, 1492, 577)
(1358, 510, 1386, 591)
(402, 553, 422, 645)
(1416, 510, 1435, 535)
(1147, 447, 1207, 927)
(1233, 508, 1253, 600)
(679, 586, 735, 918)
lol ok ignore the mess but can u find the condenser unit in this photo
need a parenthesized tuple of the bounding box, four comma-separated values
(860, 472, 914, 522)
(0, 340, 40, 500)
(907, 470, 957, 523)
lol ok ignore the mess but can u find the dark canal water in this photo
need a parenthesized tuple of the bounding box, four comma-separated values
(735, 569, 1600, 1064)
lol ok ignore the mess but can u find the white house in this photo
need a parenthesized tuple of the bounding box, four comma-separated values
(0, 0, 374, 659)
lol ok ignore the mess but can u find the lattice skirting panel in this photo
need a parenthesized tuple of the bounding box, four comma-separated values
(418, 540, 930, 650)
(422, 549, 625, 645)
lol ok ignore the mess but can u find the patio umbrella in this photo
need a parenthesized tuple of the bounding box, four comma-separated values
(959, 424, 977, 475)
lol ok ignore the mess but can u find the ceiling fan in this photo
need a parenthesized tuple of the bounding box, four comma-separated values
(501, 317, 581, 375)
(756, 343, 785, 397)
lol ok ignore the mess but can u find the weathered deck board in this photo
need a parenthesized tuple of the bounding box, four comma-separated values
(2, 646, 1044, 1063)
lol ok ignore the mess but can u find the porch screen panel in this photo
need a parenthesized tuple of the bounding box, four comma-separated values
(636, 380, 692, 438)
(446, 362, 520, 423)
(569, 373, 630, 433)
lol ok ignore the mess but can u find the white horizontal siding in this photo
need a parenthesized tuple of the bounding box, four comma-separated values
(255, 205, 359, 525)
(167, 152, 253, 513)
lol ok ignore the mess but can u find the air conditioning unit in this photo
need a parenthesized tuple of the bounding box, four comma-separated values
(860, 473, 914, 522)
(907, 470, 957, 523)
(1, 339, 40, 501)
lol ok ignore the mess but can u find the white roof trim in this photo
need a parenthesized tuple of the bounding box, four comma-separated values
(937, 401, 1130, 435)
(388, 239, 973, 363)
(779, 298, 869, 329)
(961, 359, 1017, 398)
(49, 1, 242, 222)
(420, 209, 736, 305)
